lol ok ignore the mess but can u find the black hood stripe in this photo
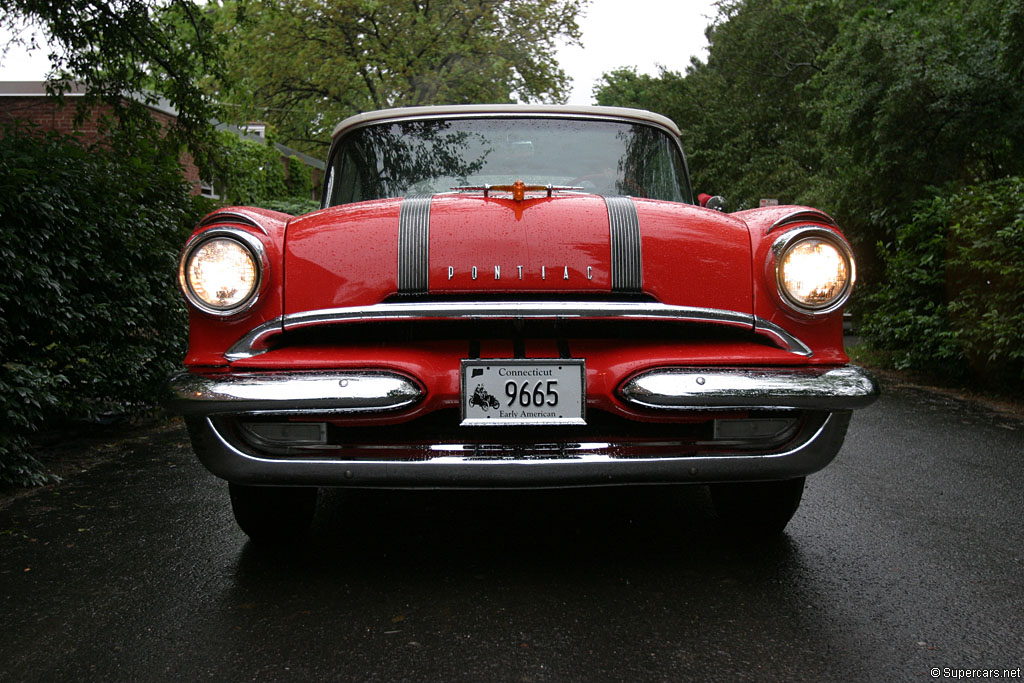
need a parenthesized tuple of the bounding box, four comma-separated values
(605, 196, 642, 292)
(398, 195, 432, 292)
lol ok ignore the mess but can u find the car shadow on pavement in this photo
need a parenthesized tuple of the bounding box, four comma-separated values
(231, 485, 800, 585)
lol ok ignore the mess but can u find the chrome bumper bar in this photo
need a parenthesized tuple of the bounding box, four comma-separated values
(171, 365, 878, 488)
(170, 365, 878, 418)
(169, 370, 422, 417)
(620, 365, 879, 411)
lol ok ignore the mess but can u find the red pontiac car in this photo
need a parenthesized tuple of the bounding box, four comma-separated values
(171, 105, 878, 541)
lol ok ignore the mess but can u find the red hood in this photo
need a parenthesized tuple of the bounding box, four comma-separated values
(283, 194, 752, 315)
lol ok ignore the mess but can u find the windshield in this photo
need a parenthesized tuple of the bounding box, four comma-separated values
(324, 117, 692, 206)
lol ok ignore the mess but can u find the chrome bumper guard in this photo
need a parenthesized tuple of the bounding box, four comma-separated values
(170, 365, 878, 488)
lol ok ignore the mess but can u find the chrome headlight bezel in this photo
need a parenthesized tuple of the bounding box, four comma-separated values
(770, 226, 855, 316)
(178, 227, 267, 317)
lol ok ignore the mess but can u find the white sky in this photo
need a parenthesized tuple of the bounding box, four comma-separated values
(558, 0, 717, 104)
(0, 23, 53, 80)
(0, 0, 718, 105)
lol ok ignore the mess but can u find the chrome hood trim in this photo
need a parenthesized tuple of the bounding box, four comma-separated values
(223, 301, 813, 361)
(606, 196, 642, 292)
(397, 195, 432, 293)
(768, 209, 838, 233)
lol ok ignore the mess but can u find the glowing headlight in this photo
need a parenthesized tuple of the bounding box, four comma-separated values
(773, 229, 854, 314)
(179, 231, 263, 315)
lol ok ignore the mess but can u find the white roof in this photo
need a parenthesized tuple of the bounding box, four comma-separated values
(331, 104, 681, 139)
(0, 80, 178, 118)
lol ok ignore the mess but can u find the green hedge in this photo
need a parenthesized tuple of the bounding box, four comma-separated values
(254, 197, 320, 216)
(861, 178, 1024, 388)
(285, 155, 314, 200)
(209, 130, 289, 205)
(0, 126, 210, 485)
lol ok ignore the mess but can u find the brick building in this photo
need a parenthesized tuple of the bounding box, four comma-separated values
(0, 81, 324, 199)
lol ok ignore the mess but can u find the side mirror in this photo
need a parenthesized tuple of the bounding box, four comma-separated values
(699, 193, 727, 212)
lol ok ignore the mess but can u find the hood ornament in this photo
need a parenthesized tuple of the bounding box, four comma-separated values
(451, 179, 583, 202)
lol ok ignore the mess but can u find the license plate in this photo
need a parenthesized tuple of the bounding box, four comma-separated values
(460, 359, 585, 426)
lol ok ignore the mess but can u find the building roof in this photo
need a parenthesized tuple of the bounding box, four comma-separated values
(331, 104, 682, 139)
(0, 81, 78, 96)
(0, 80, 179, 118)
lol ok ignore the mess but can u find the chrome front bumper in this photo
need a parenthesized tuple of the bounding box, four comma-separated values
(170, 365, 878, 488)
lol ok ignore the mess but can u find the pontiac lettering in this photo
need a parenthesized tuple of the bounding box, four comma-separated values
(446, 265, 595, 281)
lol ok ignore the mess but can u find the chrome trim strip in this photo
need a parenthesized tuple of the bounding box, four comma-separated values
(768, 209, 838, 233)
(198, 211, 269, 235)
(398, 195, 432, 293)
(284, 301, 753, 328)
(620, 366, 878, 411)
(752, 319, 813, 357)
(222, 301, 815, 360)
(606, 196, 642, 292)
(225, 316, 283, 362)
(170, 370, 422, 417)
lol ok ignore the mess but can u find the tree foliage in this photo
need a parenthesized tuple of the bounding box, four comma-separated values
(596, 0, 1024, 247)
(596, 0, 837, 213)
(204, 132, 320, 212)
(209, 129, 289, 205)
(285, 155, 313, 200)
(0, 0, 225, 163)
(812, 0, 1024, 248)
(210, 0, 585, 154)
(595, 0, 1024, 387)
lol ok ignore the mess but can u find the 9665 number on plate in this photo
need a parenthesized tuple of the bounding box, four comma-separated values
(460, 359, 586, 426)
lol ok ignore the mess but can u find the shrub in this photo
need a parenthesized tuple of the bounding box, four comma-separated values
(285, 155, 314, 200)
(945, 179, 1024, 383)
(861, 178, 1024, 388)
(0, 125, 207, 485)
(253, 196, 320, 216)
(209, 130, 289, 205)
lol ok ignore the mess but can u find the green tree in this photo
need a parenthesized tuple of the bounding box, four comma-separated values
(811, 0, 1024, 249)
(0, 0, 225, 162)
(595, 0, 840, 212)
(210, 0, 585, 154)
(595, 0, 1024, 259)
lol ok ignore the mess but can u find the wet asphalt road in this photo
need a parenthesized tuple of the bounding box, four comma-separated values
(1, 382, 1022, 682)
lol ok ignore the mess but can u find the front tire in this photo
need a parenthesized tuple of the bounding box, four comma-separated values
(228, 483, 318, 542)
(709, 477, 806, 536)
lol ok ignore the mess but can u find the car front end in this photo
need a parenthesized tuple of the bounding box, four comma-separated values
(171, 105, 878, 540)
